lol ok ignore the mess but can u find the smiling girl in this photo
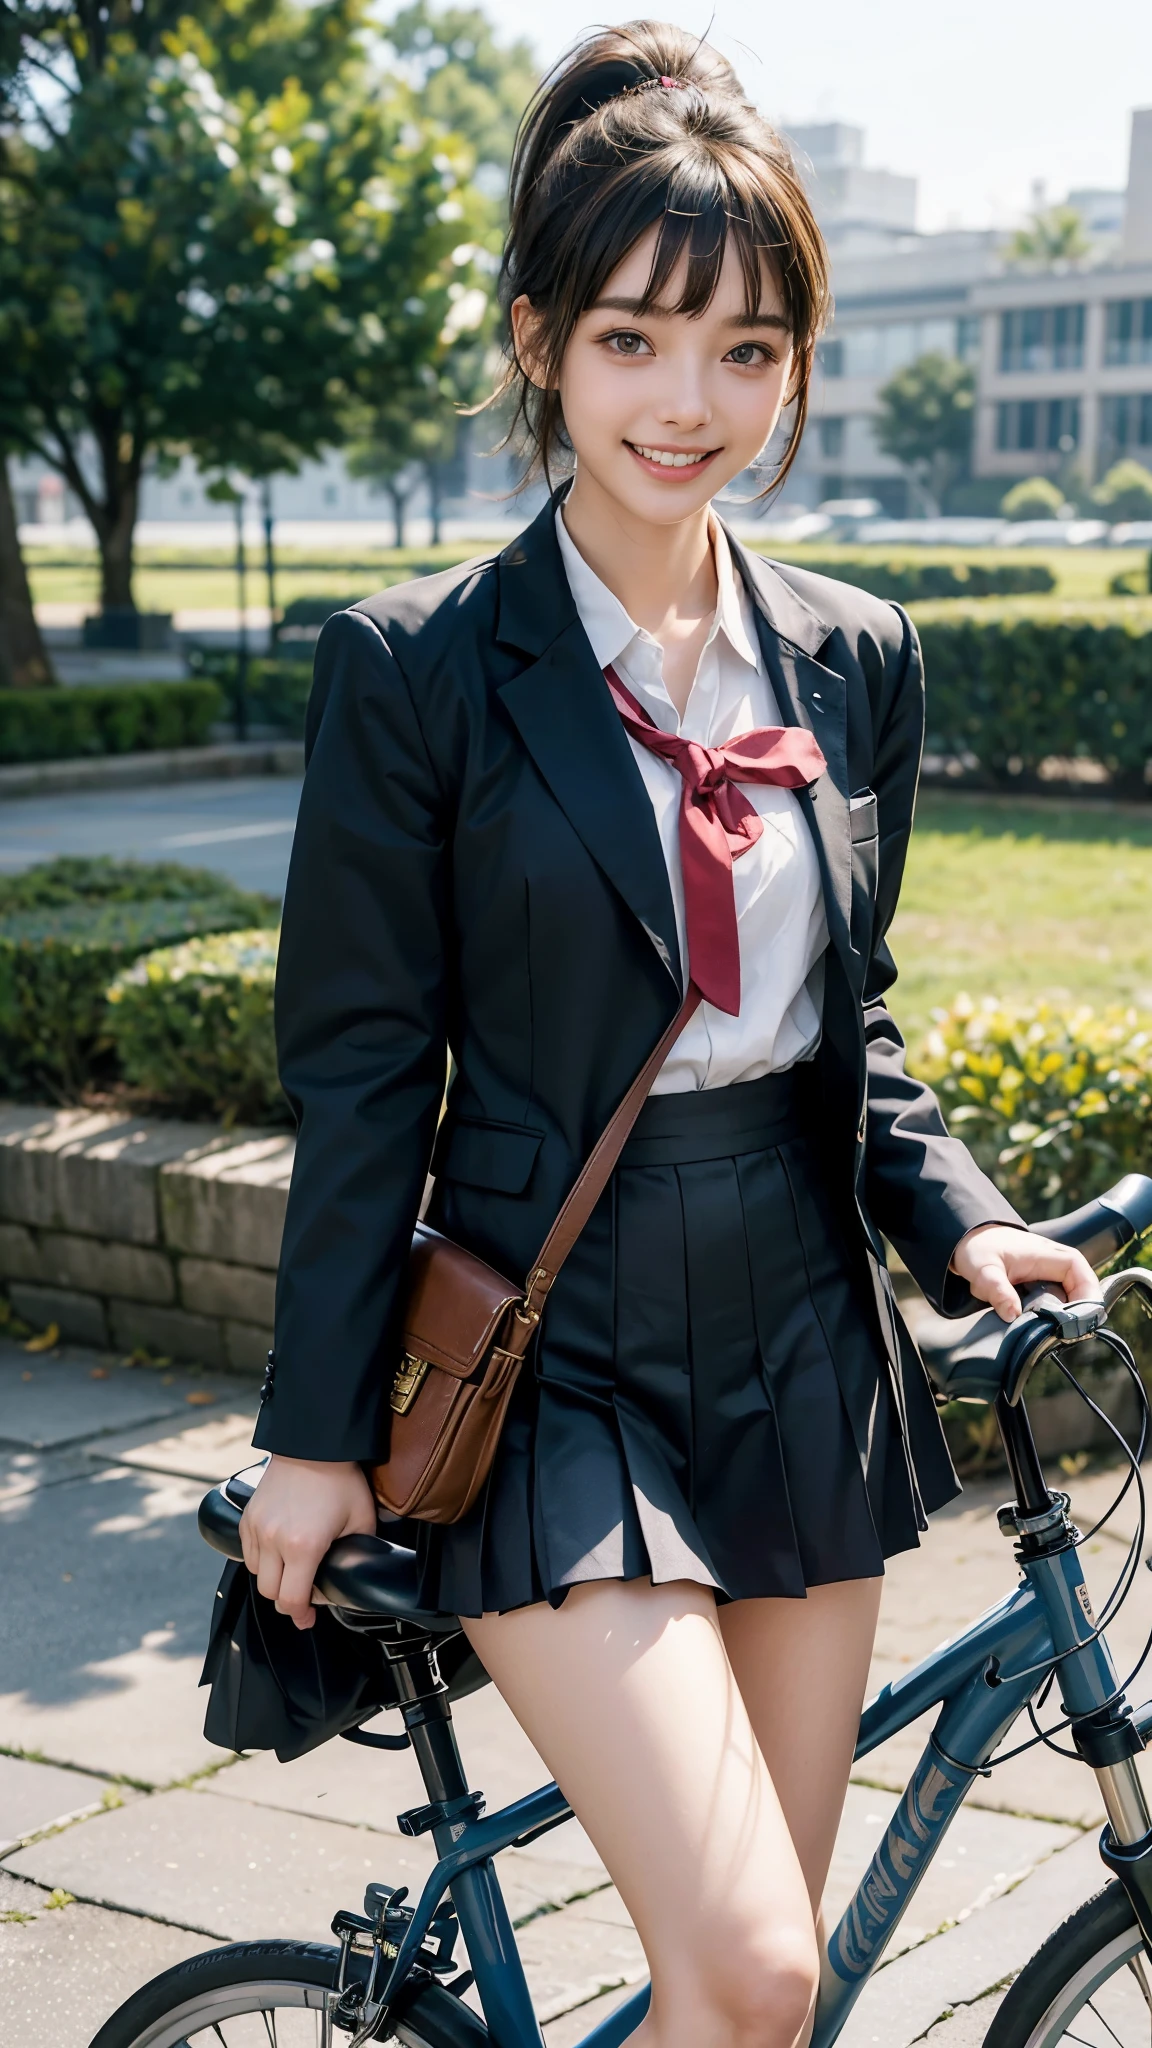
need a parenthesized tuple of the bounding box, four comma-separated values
(242, 25, 1096, 2048)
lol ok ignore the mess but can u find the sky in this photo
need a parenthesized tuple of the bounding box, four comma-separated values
(476, 0, 1152, 234)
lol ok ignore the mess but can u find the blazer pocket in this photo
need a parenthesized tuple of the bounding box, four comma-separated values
(849, 789, 878, 843)
(431, 1117, 545, 1195)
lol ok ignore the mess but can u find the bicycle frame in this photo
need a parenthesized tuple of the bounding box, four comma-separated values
(329, 1277, 1152, 2048)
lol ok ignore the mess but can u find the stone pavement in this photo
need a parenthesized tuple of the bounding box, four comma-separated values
(3, 1337, 1151, 2046)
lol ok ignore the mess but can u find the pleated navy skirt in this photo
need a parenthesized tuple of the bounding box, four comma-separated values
(416, 1072, 959, 1619)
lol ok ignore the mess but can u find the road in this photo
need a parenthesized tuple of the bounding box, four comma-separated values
(0, 774, 302, 899)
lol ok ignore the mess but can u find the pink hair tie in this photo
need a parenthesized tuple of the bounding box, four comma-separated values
(659, 75, 685, 88)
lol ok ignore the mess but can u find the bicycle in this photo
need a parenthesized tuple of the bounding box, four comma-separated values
(92, 1172, 1152, 2048)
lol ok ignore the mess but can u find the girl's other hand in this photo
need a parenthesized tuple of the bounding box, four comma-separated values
(239, 1454, 378, 1629)
(950, 1224, 1100, 1324)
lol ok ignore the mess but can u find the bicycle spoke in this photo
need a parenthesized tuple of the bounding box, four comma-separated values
(1083, 1994, 1129, 2045)
(262, 2011, 278, 2048)
(1128, 1952, 1152, 2019)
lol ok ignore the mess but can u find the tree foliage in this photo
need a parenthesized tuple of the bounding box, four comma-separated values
(873, 352, 975, 515)
(347, 3, 532, 539)
(1092, 460, 1152, 523)
(1007, 204, 1090, 268)
(1000, 475, 1067, 521)
(0, 0, 490, 606)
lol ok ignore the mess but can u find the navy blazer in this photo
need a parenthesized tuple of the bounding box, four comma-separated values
(255, 493, 1019, 1462)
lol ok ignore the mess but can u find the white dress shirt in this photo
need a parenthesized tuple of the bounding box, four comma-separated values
(555, 508, 828, 1094)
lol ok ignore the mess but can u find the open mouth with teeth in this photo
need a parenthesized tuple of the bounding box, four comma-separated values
(626, 442, 719, 473)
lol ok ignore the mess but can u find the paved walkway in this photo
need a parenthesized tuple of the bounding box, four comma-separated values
(2, 1336, 1149, 2046)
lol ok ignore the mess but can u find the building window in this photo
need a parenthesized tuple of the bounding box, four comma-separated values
(323, 484, 339, 506)
(999, 303, 1085, 373)
(818, 417, 845, 459)
(956, 316, 982, 361)
(1104, 298, 1152, 366)
(1101, 392, 1152, 453)
(819, 339, 844, 378)
(996, 399, 1079, 452)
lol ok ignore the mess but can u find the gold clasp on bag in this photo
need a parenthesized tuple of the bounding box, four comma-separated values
(391, 1354, 431, 1415)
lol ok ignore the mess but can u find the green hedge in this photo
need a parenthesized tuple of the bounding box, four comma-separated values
(911, 994, 1152, 1217)
(107, 927, 283, 1125)
(911, 600, 1152, 790)
(0, 858, 277, 1097)
(187, 652, 312, 737)
(765, 554, 1056, 604)
(0, 680, 223, 764)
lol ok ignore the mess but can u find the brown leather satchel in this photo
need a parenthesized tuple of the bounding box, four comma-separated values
(369, 986, 701, 1524)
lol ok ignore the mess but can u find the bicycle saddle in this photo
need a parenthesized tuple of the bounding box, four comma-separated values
(916, 1173, 1152, 1403)
(198, 1462, 462, 1635)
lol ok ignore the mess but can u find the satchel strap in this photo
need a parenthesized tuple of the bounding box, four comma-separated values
(520, 984, 702, 1323)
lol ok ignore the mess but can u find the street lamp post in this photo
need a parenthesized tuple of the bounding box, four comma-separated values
(261, 479, 277, 653)
(233, 490, 249, 743)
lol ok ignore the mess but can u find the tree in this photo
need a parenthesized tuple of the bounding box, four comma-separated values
(0, 455, 52, 685)
(385, 2, 536, 186)
(873, 353, 975, 516)
(1091, 460, 1152, 523)
(0, 0, 490, 610)
(346, 3, 532, 538)
(1007, 205, 1090, 267)
(1000, 476, 1067, 521)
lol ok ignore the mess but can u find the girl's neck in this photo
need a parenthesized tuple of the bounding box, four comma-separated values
(561, 472, 718, 708)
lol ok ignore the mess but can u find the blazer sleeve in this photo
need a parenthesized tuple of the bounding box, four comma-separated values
(253, 609, 450, 1461)
(859, 606, 1023, 1317)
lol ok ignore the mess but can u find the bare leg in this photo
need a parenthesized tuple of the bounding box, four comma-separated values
(720, 1578, 883, 1911)
(464, 1577, 820, 2048)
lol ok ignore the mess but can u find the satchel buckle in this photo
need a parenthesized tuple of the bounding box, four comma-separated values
(391, 1354, 430, 1415)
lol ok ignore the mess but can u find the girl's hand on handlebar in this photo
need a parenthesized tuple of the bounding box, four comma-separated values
(239, 1455, 377, 1630)
(950, 1224, 1100, 1324)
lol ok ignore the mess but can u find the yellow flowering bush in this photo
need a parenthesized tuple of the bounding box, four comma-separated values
(911, 994, 1152, 1219)
(106, 928, 284, 1126)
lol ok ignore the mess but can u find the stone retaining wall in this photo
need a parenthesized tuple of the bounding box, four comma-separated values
(0, 1103, 293, 1372)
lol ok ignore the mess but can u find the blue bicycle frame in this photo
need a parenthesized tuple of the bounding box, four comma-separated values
(344, 1284, 1152, 2048)
(346, 1509, 1147, 2048)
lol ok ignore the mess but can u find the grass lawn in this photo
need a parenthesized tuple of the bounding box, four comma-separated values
(24, 541, 1150, 614)
(889, 792, 1152, 1047)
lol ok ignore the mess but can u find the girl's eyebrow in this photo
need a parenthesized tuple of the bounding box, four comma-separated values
(590, 294, 790, 332)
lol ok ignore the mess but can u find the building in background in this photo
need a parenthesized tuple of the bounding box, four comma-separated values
(783, 108, 1152, 514)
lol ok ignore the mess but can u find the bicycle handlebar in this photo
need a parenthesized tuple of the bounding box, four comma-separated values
(999, 1268, 1152, 1408)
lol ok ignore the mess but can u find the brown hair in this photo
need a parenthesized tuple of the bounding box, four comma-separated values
(490, 20, 831, 496)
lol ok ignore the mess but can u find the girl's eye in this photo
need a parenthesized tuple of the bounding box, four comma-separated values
(604, 330, 653, 357)
(725, 341, 771, 367)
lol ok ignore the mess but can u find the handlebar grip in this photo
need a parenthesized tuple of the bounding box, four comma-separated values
(197, 1484, 247, 1563)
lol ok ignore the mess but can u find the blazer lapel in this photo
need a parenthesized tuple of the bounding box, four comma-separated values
(494, 500, 683, 992)
(725, 532, 854, 955)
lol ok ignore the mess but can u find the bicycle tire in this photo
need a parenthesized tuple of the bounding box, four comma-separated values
(88, 1938, 489, 2048)
(983, 1879, 1151, 2046)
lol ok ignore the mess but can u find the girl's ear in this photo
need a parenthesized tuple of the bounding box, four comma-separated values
(511, 295, 550, 390)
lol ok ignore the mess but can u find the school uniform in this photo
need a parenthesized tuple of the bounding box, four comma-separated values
(254, 487, 1021, 1616)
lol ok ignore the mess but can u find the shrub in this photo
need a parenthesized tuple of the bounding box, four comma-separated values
(0, 860, 276, 1098)
(1093, 460, 1152, 523)
(764, 554, 1055, 604)
(911, 994, 1152, 1218)
(911, 599, 1152, 790)
(0, 854, 258, 913)
(0, 680, 222, 764)
(1000, 476, 1067, 521)
(107, 928, 283, 1125)
(186, 652, 312, 737)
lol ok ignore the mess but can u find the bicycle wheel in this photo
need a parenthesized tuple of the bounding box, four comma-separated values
(985, 1881, 1152, 2046)
(89, 1938, 488, 2048)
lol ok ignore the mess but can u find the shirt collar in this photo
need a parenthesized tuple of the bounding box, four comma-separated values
(554, 505, 762, 679)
